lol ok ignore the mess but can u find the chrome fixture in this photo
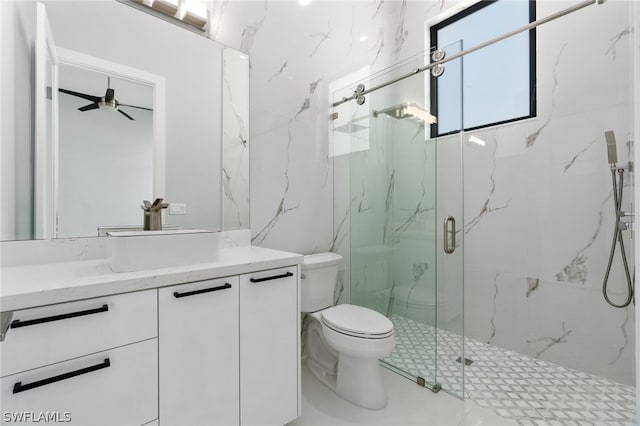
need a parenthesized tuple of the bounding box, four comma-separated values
(431, 49, 446, 62)
(605, 130, 618, 165)
(58, 76, 153, 121)
(431, 49, 446, 77)
(141, 198, 169, 231)
(602, 131, 634, 308)
(431, 63, 445, 78)
(443, 216, 456, 254)
(355, 83, 366, 106)
(332, 0, 607, 108)
(372, 103, 437, 124)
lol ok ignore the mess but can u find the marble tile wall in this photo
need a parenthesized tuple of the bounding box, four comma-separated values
(210, 0, 434, 255)
(461, 0, 635, 385)
(209, 0, 636, 386)
(222, 47, 250, 229)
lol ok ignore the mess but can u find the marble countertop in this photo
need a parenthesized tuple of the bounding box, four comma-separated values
(1, 245, 303, 312)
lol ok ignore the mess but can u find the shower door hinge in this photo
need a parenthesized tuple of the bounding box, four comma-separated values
(416, 376, 441, 393)
(329, 112, 339, 121)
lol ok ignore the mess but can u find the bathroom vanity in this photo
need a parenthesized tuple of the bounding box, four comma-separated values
(0, 232, 302, 425)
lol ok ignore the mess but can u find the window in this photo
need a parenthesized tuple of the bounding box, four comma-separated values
(430, 0, 536, 135)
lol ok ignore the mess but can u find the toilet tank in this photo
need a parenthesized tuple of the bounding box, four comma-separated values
(301, 253, 343, 313)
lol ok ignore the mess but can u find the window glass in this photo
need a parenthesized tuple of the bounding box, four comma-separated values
(431, 0, 535, 134)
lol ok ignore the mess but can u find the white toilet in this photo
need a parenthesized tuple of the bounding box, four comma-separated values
(302, 252, 395, 410)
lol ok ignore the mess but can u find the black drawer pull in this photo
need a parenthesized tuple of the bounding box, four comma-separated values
(173, 283, 232, 298)
(10, 304, 109, 329)
(13, 358, 111, 394)
(249, 272, 294, 283)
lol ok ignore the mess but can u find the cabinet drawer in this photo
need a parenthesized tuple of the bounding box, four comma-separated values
(0, 338, 158, 425)
(1, 290, 157, 376)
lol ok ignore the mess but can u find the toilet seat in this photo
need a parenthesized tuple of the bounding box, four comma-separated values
(321, 304, 393, 339)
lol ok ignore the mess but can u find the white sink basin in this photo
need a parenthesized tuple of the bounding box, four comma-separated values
(107, 229, 221, 272)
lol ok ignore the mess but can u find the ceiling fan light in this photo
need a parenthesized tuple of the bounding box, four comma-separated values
(98, 99, 118, 112)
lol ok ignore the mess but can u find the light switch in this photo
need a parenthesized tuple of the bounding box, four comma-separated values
(169, 203, 187, 215)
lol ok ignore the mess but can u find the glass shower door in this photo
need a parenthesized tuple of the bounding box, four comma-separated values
(434, 40, 466, 397)
(346, 69, 440, 389)
(330, 42, 464, 396)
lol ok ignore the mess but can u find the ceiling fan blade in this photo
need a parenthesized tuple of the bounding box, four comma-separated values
(105, 88, 115, 102)
(78, 103, 99, 112)
(59, 88, 100, 102)
(118, 109, 135, 120)
(117, 103, 153, 111)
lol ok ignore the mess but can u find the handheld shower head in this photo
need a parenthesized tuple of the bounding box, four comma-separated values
(604, 130, 617, 165)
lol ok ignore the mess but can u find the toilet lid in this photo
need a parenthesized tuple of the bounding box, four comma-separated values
(321, 304, 393, 338)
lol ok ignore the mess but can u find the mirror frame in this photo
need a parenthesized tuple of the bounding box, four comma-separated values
(34, 2, 58, 239)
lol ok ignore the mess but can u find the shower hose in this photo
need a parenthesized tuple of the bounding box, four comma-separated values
(602, 168, 635, 308)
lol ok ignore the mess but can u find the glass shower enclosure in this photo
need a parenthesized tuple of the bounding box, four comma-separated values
(330, 42, 466, 397)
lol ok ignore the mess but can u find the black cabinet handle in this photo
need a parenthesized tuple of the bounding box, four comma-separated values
(173, 283, 232, 298)
(13, 358, 111, 394)
(249, 272, 294, 283)
(10, 304, 109, 329)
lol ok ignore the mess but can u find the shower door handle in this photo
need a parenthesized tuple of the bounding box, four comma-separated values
(443, 216, 456, 254)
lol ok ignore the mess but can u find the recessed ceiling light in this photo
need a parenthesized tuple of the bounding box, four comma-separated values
(299, 0, 311, 5)
(359, 35, 368, 42)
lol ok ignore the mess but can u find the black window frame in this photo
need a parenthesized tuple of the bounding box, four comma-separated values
(429, 0, 537, 137)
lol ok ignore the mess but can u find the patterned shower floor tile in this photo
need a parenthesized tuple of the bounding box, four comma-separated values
(382, 315, 636, 425)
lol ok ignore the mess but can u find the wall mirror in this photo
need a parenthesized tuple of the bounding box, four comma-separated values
(56, 49, 166, 239)
(1, 0, 250, 241)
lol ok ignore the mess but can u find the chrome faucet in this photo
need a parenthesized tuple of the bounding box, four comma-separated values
(141, 198, 169, 231)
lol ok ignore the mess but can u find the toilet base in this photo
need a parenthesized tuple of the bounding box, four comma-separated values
(305, 311, 392, 410)
(335, 353, 388, 410)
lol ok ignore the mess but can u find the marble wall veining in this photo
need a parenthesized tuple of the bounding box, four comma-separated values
(222, 47, 250, 230)
(208, 0, 636, 387)
(461, 0, 635, 385)
(209, 0, 431, 255)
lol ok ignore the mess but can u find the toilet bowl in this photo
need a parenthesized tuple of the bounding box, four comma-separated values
(302, 253, 395, 410)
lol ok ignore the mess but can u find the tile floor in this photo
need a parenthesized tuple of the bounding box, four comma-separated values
(289, 363, 515, 426)
(384, 315, 637, 426)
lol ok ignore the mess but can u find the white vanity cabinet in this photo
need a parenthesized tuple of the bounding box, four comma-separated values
(0, 290, 159, 425)
(158, 266, 300, 426)
(1, 250, 301, 426)
(240, 267, 299, 426)
(158, 277, 240, 426)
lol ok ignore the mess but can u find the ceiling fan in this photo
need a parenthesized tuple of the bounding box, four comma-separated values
(58, 77, 152, 121)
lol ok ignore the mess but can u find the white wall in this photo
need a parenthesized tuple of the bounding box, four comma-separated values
(1, 1, 36, 241)
(57, 93, 153, 237)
